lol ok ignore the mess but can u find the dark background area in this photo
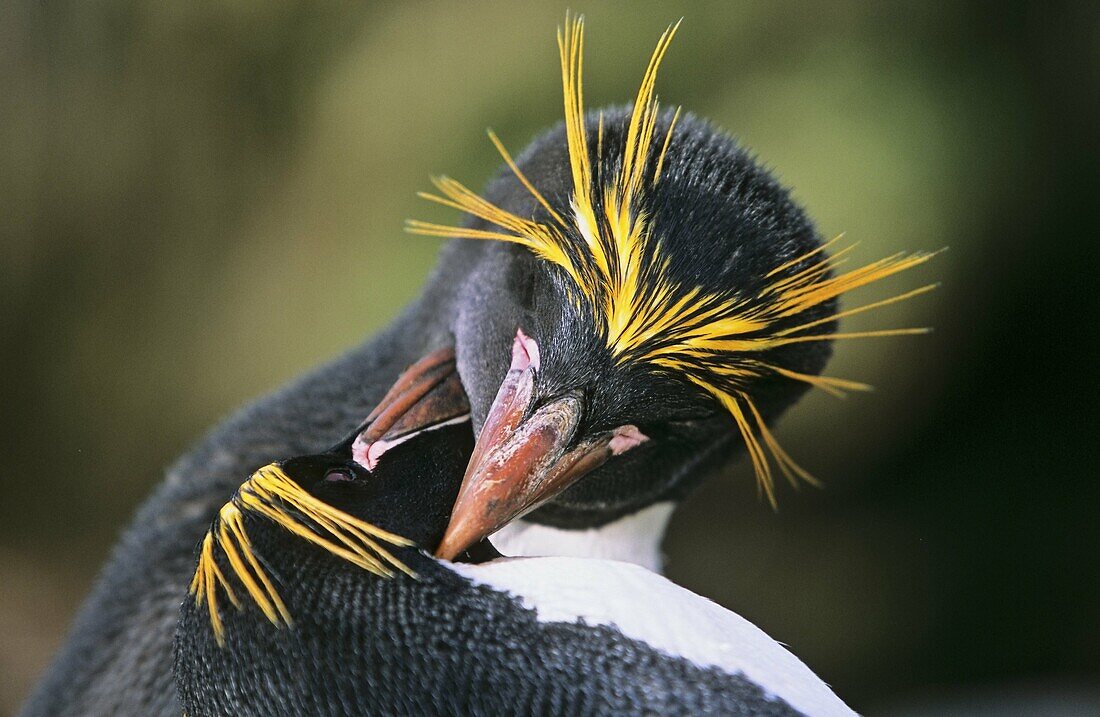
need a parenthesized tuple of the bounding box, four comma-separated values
(1, 2, 1097, 714)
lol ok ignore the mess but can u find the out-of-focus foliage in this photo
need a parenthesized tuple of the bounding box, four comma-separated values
(1, 2, 1096, 714)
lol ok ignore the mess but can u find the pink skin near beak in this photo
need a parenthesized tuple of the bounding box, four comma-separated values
(435, 330, 648, 560)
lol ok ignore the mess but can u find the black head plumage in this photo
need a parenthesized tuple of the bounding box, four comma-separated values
(418, 16, 934, 551)
(184, 416, 476, 647)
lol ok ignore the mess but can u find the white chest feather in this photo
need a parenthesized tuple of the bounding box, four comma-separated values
(488, 502, 674, 573)
(450, 557, 857, 717)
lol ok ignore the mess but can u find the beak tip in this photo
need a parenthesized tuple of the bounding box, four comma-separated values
(434, 533, 464, 562)
(434, 513, 480, 561)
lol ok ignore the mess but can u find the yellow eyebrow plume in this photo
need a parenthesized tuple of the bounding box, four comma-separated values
(189, 463, 415, 646)
(406, 14, 936, 504)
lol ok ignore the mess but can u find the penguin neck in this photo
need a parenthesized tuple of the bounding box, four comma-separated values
(488, 502, 675, 573)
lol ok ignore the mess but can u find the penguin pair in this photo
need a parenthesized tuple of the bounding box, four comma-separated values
(25, 16, 930, 716)
(174, 360, 855, 716)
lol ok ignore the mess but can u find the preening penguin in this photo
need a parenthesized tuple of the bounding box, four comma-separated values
(174, 409, 856, 717)
(415, 16, 935, 559)
(26, 15, 930, 716)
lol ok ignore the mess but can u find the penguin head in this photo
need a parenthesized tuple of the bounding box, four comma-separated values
(273, 426, 474, 551)
(412, 16, 936, 557)
(187, 418, 475, 646)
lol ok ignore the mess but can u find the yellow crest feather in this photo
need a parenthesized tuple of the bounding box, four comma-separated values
(189, 464, 415, 646)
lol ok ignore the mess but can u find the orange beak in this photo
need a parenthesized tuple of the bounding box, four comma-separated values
(434, 331, 646, 560)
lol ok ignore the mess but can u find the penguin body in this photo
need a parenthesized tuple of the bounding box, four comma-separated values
(177, 553, 853, 717)
(173, 423, 854, 717)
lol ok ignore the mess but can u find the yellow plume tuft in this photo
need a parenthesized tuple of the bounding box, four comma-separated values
(189, 464, 415, 646)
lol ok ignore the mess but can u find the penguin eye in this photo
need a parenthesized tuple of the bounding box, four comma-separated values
(323, 469, 354, 483)
(657, 413, 722, 440)
(667, 414, 712, 427)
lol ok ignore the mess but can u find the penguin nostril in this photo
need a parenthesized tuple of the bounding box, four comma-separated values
(324, 470, 354, 483)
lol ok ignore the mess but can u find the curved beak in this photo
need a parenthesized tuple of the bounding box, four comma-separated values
(435, 331, 640, 560)
(348, 346, 470, 469)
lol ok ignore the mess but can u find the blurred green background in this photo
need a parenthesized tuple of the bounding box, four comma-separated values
(1, 1, 1097, 714)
